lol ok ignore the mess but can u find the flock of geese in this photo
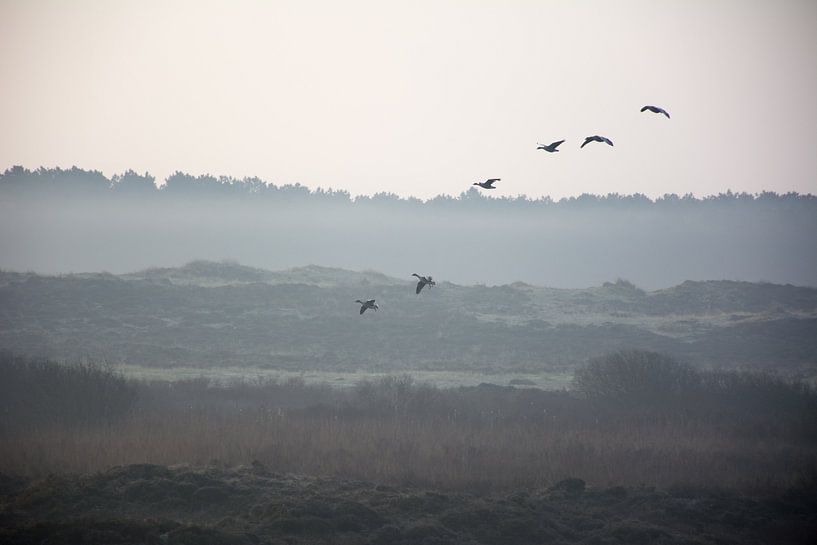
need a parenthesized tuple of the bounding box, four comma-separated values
(356, 274, 436, 314)
(356, 104, 671, 315)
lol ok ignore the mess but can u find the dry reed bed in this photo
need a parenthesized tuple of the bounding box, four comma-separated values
(3, 353, 816, 493)
(2, 410, 814, 492)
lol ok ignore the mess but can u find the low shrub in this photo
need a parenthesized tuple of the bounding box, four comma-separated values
(572, 350, 700, 406)
(0, 352, 137, 430)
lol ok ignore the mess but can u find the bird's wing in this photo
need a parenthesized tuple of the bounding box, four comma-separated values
(486, 178, 500, 183)
(360, 305, 366, 315)
(604, 137, 613, 146)
(662, 109, 670, 118)
(416, 281, 424, 294)
(551, 140, 565, 148)
(640, 105, 650, 112)
(580, 138, 590, 148)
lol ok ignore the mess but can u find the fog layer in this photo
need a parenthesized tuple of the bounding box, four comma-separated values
(1, 167, 815, 289)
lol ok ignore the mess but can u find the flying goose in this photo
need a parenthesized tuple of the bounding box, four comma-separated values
(640, 105, 670, 118)
(355, 299, 379, 315)
(473, 178, 500, 189)
(580, 135, 614, 148)
(537, 140, 565, 152)
(411, 273, 436, 294)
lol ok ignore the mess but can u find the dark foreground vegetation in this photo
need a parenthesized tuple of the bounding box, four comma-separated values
(2, 350, 816, 543)
(3, 464, 816, 545)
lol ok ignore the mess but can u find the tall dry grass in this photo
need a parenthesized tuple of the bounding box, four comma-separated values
(1, 355, 816, 493)
(2, 404, 815, 492)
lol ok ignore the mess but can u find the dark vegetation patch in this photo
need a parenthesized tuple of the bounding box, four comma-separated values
(0, 352, 136, 431)
(1, 465, 815, 545)
(572, 350, 817, 424)
(508, 378, 536, 386)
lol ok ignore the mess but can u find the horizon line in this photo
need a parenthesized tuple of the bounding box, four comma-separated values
(2, 259, 813, 292)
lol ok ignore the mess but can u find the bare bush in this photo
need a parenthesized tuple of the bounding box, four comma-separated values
(0, 352, 137, 431)
(572, 350, 700, 405)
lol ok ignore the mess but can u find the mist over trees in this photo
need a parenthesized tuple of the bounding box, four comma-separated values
(1, 166, 815, 288)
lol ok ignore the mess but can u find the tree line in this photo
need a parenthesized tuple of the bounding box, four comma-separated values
(1, 165, 813, 209)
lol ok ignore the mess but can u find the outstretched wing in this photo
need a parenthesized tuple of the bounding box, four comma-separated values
(603, 137, 614, 146)
(416, 281, 424, 294)
(551, 140, 565, 149)
(642, 105, 670, 118)
(580, 138, 591, 148)
(360, 305, 366, 315)
(486, 178, 500, 183)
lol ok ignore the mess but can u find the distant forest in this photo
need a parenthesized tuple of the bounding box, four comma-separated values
(1, 166, 816, 288)
(1, 166, 814, 208)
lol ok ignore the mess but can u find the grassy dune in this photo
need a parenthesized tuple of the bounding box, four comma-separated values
(2, 262, 816, 375)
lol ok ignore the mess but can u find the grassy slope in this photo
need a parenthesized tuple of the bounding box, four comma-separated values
(1, 261, 815, 375)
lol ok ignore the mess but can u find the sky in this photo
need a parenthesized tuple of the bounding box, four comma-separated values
(1, 0, 816, 200)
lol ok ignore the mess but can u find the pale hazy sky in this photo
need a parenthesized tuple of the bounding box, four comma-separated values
(1, 0, 816, 199)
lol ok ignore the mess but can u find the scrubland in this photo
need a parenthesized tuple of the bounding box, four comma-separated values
(2, 351, 816, 543)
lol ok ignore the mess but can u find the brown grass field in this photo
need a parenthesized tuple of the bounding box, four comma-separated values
(3, 414, 815, 491)
(2, 367, 816, 493)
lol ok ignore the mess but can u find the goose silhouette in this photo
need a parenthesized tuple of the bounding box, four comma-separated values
(580, 135, 614, 148)
(640, 105, 670, 118)
(411, 274, 436, 294)
(473, 178, 500, 189)
(355, 299, 379, 315)
(537, 140, 565, 152)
